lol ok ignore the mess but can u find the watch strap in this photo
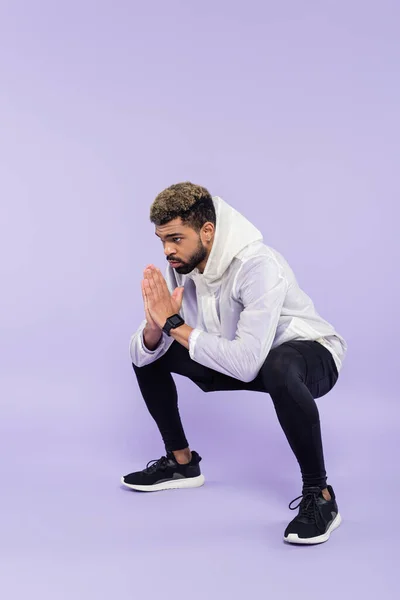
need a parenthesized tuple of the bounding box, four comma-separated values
(162, 314, 185, 336)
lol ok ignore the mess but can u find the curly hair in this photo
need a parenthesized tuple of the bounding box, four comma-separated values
(150, 182, 216, 231)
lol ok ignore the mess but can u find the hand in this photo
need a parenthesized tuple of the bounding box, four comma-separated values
(141, 265, 159, 331)
(142, 265, 184, 329)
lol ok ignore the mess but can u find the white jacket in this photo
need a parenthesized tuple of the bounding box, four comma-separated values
(130, 196, 347, 382)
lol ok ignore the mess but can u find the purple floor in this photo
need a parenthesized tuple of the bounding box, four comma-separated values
(2, 368, 398, 600)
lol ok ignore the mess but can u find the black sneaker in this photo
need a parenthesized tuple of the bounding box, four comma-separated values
(121, 450, 205, 492)
(284, 485, 342, 545)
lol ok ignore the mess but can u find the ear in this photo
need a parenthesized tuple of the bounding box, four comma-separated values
(202, 222, 215, 243)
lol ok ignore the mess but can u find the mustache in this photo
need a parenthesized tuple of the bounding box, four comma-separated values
(167, 258, 183, 263)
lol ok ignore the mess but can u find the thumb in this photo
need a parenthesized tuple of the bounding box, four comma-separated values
(172, 286, 184, 304)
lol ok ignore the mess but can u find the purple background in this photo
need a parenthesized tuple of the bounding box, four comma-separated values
(1, 1, 399, 598)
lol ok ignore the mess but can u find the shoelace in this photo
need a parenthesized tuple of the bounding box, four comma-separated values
(288, 489, 325, 533)
(145, 455, 170, 474)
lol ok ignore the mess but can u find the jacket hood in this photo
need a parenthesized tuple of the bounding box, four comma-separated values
(166, 196, 263, 290)
(196, 195, 263, 283)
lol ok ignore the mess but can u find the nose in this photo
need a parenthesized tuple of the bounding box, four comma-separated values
(164, 242, 176, 257)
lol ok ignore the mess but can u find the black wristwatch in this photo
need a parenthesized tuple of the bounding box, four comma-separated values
(162, 314, 185, 336)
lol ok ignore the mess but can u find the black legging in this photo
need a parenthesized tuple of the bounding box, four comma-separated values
(132, 339, 339, 490)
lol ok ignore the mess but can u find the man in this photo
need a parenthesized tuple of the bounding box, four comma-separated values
(122, 182, 347, 545)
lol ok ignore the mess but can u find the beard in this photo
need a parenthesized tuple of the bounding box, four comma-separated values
(171, 238, 208, 275)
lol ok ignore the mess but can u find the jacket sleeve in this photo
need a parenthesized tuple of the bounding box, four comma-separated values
(129, 319, 175, 367)
(188, 255, 287, 382)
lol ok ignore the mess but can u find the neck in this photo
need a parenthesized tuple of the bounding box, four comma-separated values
(197, 261, 206, 274)
(197, 246, 212, 274)
(196, 238, 214, 274)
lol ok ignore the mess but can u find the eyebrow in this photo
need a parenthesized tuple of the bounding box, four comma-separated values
(155, 232, 185, 239)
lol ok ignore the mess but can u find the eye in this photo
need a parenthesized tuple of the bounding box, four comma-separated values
(172, 238, 182, 243)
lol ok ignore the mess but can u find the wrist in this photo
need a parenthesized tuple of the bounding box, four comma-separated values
(144, 321, 161, 333)
(143, 324, 162, 350)
(170, 323, 193, 350)
(162, 313, 185, 336)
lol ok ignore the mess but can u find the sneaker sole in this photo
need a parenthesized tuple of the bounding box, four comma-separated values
(283, 512, 342, 545)
(120, 474, 205, 492)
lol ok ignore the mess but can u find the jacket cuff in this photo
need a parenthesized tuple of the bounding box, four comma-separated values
(188, 328, 202, 359)
(140, 329, 165, 354)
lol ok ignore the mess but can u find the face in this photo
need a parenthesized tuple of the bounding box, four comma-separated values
(155, 218, 214, 275)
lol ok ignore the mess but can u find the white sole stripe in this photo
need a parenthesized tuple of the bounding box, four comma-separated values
(121, 474, 205, 492)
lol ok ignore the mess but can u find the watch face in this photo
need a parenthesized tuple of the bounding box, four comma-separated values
(170, 314, 183, 326)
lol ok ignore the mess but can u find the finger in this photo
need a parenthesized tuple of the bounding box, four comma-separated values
(142, 278, 150, 295)
(144, 271, 159, 301)
(141, 279, 150, 308)
(154, 266, 166, 280)
(143, 278, 156, 308)
(151, 268, 165, 297)
(148, 268, 161, 292)
(141, 279, 146, 302)
(171, 286, 181, 300)
(142, 281, 154, 323)
(154, 267, 170, 295)
(141, 278, 147, 295)
(172, 286, 184, 308)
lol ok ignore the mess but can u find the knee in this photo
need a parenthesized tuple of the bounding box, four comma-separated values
(132, 356, 168, 377)
(260, 351, 297, 391)
(131, 360, 158, 377)
(263, 354, 285, 380)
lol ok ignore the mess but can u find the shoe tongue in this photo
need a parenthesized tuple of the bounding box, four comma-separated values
(302, 486, 322, 496)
